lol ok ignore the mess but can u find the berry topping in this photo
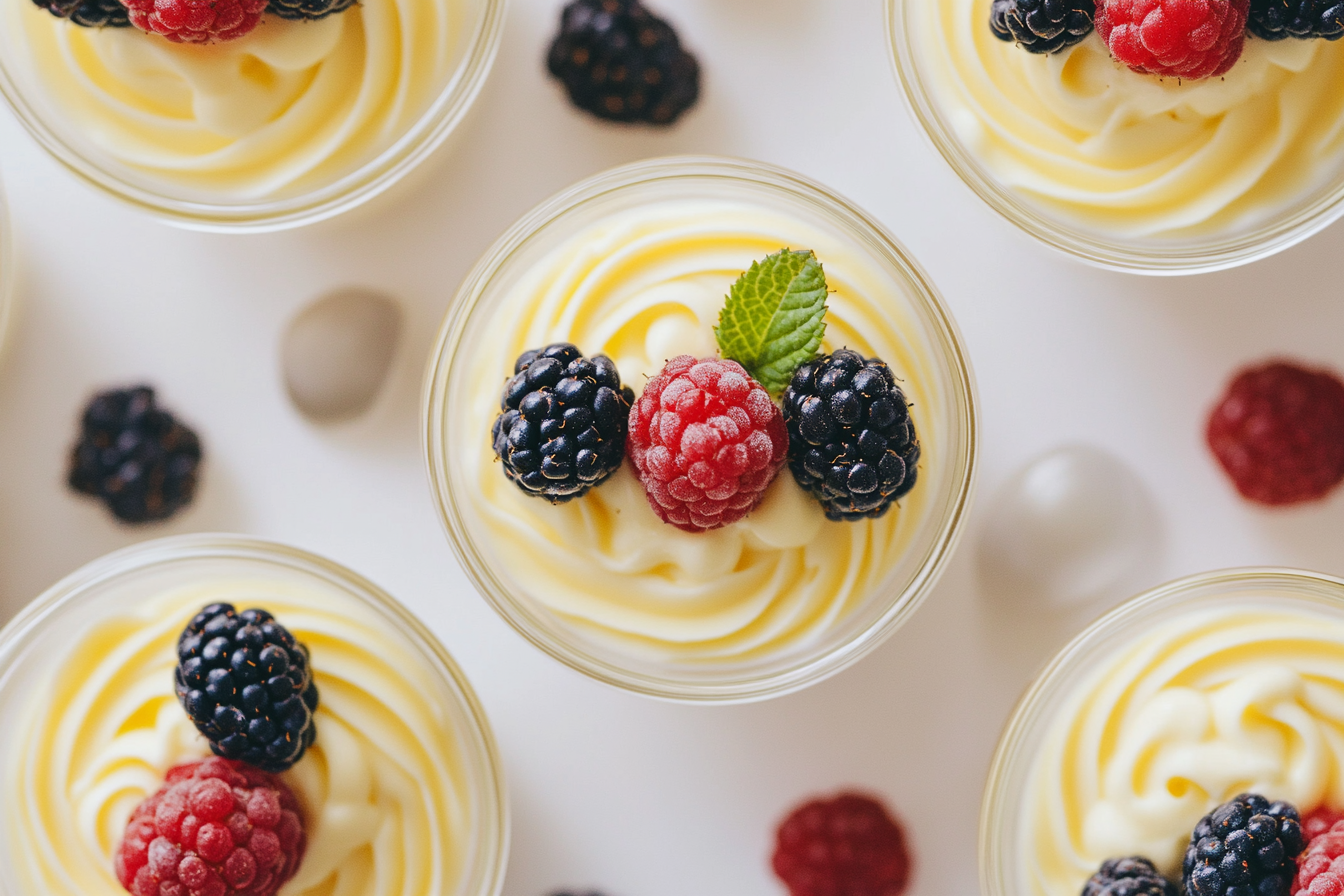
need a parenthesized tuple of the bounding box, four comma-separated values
(1248, 0, 1344, 39)
(1205, 360, 1344, 506)
(1303, 808, 1344, 843)
(114, 758, 305, 896)
(1293, 810, 1344, 895)
(1083, 857, 1178, 896)
(1182, 793, 1304, 896)
(772, 792, 911, 896)
(122, 0, 267, 43)
(68, 386, 203, 525)
(30, 0, 129, 26)
(175, 604, 319, 774)
(264, 0, 354, 21)
(547, 0, 700, 125)
(991, 0, 1097, 53)
(492, 342, 635, 503)
(1096, 0, 1249, 79)
(782, 350, 921, 521)
(627, 355, 788, 532)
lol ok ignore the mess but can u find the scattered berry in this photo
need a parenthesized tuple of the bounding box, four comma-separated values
(1293, 810, 1344, 895)
(175, 604, 319, 774)
(1096, 0, 1249, 79)
(1183, 793, 1304, 896)
(547, 0, 700, 125)
(782, 350, 921, 521)
(627, 355, 788, 532)
(121, 0, 267, 43)
(264, 0, 354, 20)
(114, 757, 305, 896)
(493, 343, 635, 503)
(30, 0, 129, 26)
(68, 385, 202, 525)
(990, 0, 1097, 53)
(1206, 360, 1344, 506)
(772, 792, 911, 896)
(1083, 857, 1178, 896)
(1248, 0, 1344, 38)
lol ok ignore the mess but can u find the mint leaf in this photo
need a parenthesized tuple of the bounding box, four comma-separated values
(715, 248, 828, 396)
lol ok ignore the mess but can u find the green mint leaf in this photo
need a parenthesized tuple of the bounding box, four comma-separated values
(714, 248, 828, 396)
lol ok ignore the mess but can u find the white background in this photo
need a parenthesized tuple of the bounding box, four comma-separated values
(2, 1, 1343, 894)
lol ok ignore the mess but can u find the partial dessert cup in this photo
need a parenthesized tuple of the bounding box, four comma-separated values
(982, 567, 1344, 896)
(0, 534, 508, 896)
(888, 0, 1344, 273)
(424, 156, 977, 702)
(0, 177, 13, 360)
(0, 0, 504, 230)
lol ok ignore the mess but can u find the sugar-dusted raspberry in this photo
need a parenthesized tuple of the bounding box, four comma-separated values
(114, 757, 305, 896)
(1303, 808, 1344, 842)
(772, 792, 911, 896)
(626, 355, 788, 532)
(121, 0, 267, 42)
(1206, 360, 1344, 506)
(1293, 809, 1344, 895)
(1096, 0, 1250, 79)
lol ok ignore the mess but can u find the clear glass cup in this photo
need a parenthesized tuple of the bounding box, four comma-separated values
(424, 155, 978, 703)
(0, 0, 504, 231)
(0, 177, 13, 358)
(0, 534, 508, 896)
(887, 0, 1344, 274)
(980, 567, 1344, 896)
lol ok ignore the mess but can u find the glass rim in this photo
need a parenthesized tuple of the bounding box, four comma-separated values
(978, 566, 1344, 896)
(0, 0, 507, 233)
(0, 177, 13, 359)
(0, 532, 511, 896)
(884, 0, 1344, 276)
(422, 153, 980, 704)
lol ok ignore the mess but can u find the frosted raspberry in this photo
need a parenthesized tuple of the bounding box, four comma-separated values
(1096, 0, 1249, 79)
(626, 355, 788, 532)
(772, 792, 912, 896)
(114, 758, 305, 896)
(1293, 809, 1344, 895)
(1206, 360, 1344, 506)
(121, 0, 266, 42)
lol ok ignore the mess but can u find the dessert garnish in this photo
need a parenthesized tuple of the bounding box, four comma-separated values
(175, 603, 319, 774)
(29, 0, 127, 25)
(265, 0, 353, 21)
(1293, 810, 1344, 895)
(492, 342, 635, 503)
(771, 791, 911, 896)
(1082, 857, 1177, 896)
(1302, 807, 1344, 842)
(1249, 0, 1344, 39)
(990, 0, 1097, 54)
(782, 350, 921, 520)
(1182, 794, 1304, 896)
(546, 0, 701, 125)
(1097, 0, 1250, 79)
(68, 385, 203, 525)
(1205, 360, 1344, 506)
(115, 757, 305, 896)
(121, 0, 266, 42)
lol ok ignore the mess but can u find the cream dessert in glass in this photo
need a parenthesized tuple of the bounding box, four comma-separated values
(0, 534, 508, 896)
(424, 156, 977, 702)
(888, 0, 1344, 272)
(981, 568, 1344, 896)
(0, 0, 503, 230)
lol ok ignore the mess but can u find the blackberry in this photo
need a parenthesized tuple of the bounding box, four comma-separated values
(174, 603, 319, 774)
(547, 0, 700, 125)
(30, 0, 129, 26)
(1248, 0, 1344, 39)
(68, 386, 202, 524)
(1083, 857, 1178, 896)
(492, 343, 634, 503)
(991, 0, 1096, 53)
(265, 0, 356, 21)
(1182, 794, 1304, 896)
(782, 350, 921, 522)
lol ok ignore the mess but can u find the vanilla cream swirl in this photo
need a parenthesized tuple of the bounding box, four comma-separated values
(1024, 607, 1344, 896)
(13, 0, 458, 199)
(6, 582, 470, 896)
(920, 0, 1344, 236)
(459, 200, 938, 664)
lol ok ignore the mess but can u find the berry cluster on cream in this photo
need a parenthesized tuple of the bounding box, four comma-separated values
(32, 0, 355, 45)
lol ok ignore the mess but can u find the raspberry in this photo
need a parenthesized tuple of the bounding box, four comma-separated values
(1182, 793, 1304, 896)
(626, 355, 788, 532)
(1096, 0, 1249, 79)
(990, 0, 1097, 54)
(1082, 857, 1178, 896)
(771, 792, 911, 896)
(1248, 0, 1344, 39)
(1294, 811, 1344, 896)
(1303, 808, 1344, 843)
(121, 0, 267, 43)
(114, 758, 305, 896)
(1205, 360, 1344, 506)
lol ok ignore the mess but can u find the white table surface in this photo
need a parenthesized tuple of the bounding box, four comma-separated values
(2, 1, 1343, 894)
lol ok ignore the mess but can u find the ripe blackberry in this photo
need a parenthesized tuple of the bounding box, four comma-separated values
(990, 0, 1096, 54)
(30, 0, 130, 26)
(782, 350, 920, 521)
(264, 0, 355, 21)
(68, 386, 202, 524)
(547, 0, 700, 125)
(493, 343, 634, 503)
(1083, 857, 1178, 896)
(1183, 794, 1304, 896)
(772, 792, 911, 896)
(1249, 0, 1344, 39)
(175, 604, 319, 774)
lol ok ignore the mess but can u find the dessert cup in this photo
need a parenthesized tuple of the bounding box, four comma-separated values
(0, 0, 504, 231)
(981, 567, 1344, 896)
(424, 155, 978, 703)
(0, 534, 508, 896)
(888, 0, 1344, 274)
(0, 178, 13, 360)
